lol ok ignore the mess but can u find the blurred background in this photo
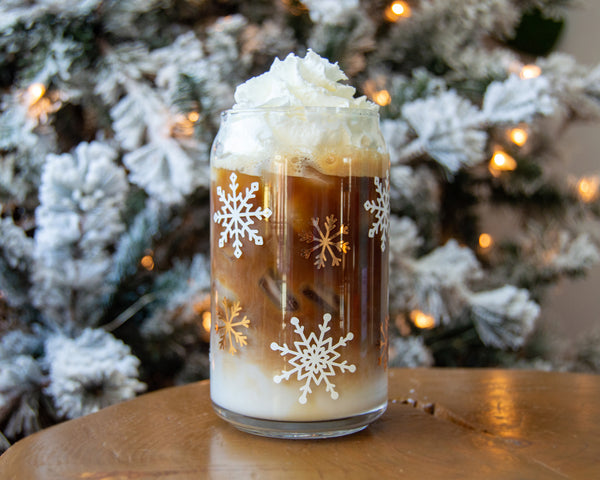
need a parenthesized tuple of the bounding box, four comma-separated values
(545, 5, 600, 344)
(1, 0, 599, 452)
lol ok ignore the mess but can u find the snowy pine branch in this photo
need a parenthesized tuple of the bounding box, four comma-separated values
(32, 141, 128, 327)
(468, 285, 540, 350)
(43, 328, 145, 419)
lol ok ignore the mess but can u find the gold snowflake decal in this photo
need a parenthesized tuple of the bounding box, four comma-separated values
(379, 315, 389, 368)
(299, 215, 350, 269)
(215, 297, 250, 355)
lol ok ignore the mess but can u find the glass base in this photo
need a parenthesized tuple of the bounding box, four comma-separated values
(212, 402, 387, 439)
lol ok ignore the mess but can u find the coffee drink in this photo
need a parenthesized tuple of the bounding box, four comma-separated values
(209, 51, 389, 438)
(210, 109, 389, 437)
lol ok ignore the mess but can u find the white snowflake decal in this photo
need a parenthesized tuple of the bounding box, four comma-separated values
(299, 215, 350, 269)
(363, 171, 390, 252)
(213, 172, 272, 258)
(270, 313, 356, 404)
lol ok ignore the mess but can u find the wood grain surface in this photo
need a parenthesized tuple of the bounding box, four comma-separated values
(1, 368, 599, 479)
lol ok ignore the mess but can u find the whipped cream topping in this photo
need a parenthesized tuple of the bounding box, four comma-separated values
(233, 49, 377, 110)
(214, 50, 386, 177)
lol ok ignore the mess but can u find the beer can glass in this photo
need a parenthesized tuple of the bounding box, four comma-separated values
(210, 107, 389, 438)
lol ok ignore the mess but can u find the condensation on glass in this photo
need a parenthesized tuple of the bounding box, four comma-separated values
(209, 107, 390, 438)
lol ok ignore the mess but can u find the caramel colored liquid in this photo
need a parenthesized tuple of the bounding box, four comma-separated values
(210, 163, 388, 421)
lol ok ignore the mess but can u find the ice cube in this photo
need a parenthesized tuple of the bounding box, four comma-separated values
(259, 268, 299, 311)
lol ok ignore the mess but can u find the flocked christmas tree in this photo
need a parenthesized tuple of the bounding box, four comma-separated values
(2, 0, 600, 450)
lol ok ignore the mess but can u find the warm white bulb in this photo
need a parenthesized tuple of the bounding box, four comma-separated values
(509, 127, 528, 147)
(410, 310, 435, 329)
(520, 64, 542, 80)
(27, 83, 46, 104)
(202, 311, 212, 332)
(577, 176, 600, 203)
(479, 233, 493, 249)
(374, 90, 392, 106)
(385, 1, 411, 21)
(391, 2, 406, 15)
(490, 150, 516, 170)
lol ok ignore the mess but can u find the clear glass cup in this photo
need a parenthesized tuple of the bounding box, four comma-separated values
(209, 107, 390, 439)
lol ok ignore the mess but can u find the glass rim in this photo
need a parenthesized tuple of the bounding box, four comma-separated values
(221, 106, 380, 118)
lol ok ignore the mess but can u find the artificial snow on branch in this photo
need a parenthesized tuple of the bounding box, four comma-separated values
(302, 0, 359, 25)
(400, 90, 487, 173)
(481, 74, 557, 124)
(391, 239, 483, 327)
(0, 217, 34, 308)
(388, 336, 434, 368)
(468, 285, 540, 350)
(0, 355, 44, 440)
(538, 53, 600, 120)
(32, 141, 128, 327)
(44, 328, 145, 419)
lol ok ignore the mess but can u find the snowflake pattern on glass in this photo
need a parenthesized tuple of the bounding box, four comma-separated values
(213, 172, 272, 258)
(270, 313, 356, 404)
(215, 297, 250, 355)
(379, 315, 389, 368)
(299, 215, 350, 269)
(363, 171, 390, 252)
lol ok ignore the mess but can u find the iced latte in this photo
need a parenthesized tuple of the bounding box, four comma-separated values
(210, 52, 389, 438)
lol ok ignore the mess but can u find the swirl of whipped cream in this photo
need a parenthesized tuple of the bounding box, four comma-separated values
(214, 50, 386, 177)
(233, 49, 376, 110)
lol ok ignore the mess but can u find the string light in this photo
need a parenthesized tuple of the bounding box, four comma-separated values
(202, 311, 212, 333)
(140, 254, 155, 271)
(520, 64, 541, 80)
(187, 111, 200, 123)
(508, 127, 528, 147)
(478, 233, 494, 250)
(577, 176, 600, 203)
(24, 83, 63, 123)
(409, 310, 435, 329)
(489, 149, 517, 177)
(373, 89, 392, 106)
(26, 83, 46, 105)
(193, 294, 212, 341)
(385, 1, 411, 22)
(363, 78, 392, 106)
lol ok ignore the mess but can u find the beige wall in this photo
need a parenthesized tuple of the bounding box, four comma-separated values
(543, 3, 600, 342)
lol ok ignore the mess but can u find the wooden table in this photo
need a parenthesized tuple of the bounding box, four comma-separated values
(1, 368, 599, 479)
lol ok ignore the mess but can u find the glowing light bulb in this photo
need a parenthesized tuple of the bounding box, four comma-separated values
(140, 255, 155, 271)
(202, 311, 212, 332)
(577, 176, 600, 203)
(489, 150, 517, 177)
(491, 151, 516, 169)
(509, 127, 528, 147)
(27, 83, 46, 105)
(520, 64, 541, 80)
(391, 1, 407, 15)
(478, 233, 493, 249)
(373, 89, 392, 106)
(410, 310, 436, 329)
(187, 111, 200, 123)
(385, 1, 411, 22)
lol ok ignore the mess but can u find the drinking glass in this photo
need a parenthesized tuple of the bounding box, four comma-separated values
(210, 107, 389, 438)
